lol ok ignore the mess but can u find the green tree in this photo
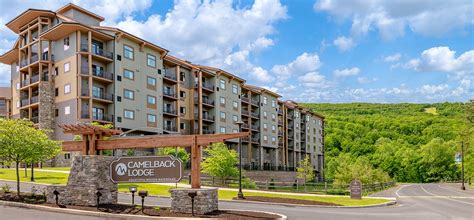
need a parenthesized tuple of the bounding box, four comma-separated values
(418, 138, 457, 182)
(296, 156, 315, 192)
(156, 147, 190, 164)
(201, 142, 238, 184)
(0, 119, 60, 196)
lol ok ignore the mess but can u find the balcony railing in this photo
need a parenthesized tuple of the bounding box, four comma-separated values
(163, 108, 177, 115)
(202, 98, 214, 106)
(92, 113, 114, 122)
(278, 131, 283, 136)
(251, 111, 259, 118)
(81, 89, 89, 96)
(241, 96, 250, 103)
(194, 113, 215, 122)
(30, 54, 39, 64)
(20, 99, 29, 107)
(195, 82, 215, 91)
(164, 71, 177, 81)
(251, 137, 260, 143)
(30, 96, 39, 104)
(20, 59, 28, 68)
(241, 109, 249, 116)
(163, 89, 177, 98)
(31, 75, 39, 84)
(278, 109, 283, 115)
(251, 99, 259, 106)
(92, 92, 113, 101)
(81, 111, 90, 119)
(92, 68, 114, 81)
(242, 123, 250, 129)
(163, 125, 177, 132)
(203, 129, 215, 134)
(251, 124, 259, 131)
(92, 47, 113, 60)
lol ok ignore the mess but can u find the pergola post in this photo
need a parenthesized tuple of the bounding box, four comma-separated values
(191, 136, 201, 188)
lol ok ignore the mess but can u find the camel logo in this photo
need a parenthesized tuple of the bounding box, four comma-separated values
(115, 163, 127, 176)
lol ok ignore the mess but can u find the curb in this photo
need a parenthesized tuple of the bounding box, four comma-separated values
(224, 198, 397, 208)
(0, 200, 287, 220)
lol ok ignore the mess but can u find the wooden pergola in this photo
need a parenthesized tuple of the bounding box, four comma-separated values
(60, 124, 250, 188)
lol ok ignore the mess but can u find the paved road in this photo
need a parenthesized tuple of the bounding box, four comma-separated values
(1, 181, 473, 219)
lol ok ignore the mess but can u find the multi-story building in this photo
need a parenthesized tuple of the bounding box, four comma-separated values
(0, 87, 12, 118)
(0, 3, 324, 179)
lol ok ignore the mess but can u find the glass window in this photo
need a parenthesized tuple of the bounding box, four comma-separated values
(124, 89, 134, 99)
(147, 114, 156, 123)
(263, 123, 267, 129)
(147, 76, 156, 86)
(219, 79, 226, 90)
(147, 54, 156, 67)
(233, 115, 238, 122)
(271, 100, 276, 107)
(65, 106, 70, 115)
(272, 125, 276, 131)
(63, 37, 70, 50)
(263, 135, 268, 141)
(272, 136, 276, 142)
(233, 101, 238, 109)
(64, 62, 70, 72)
(147, 95, 156, 104)
(124, 110, 134, 119)
(220, 127, 226, 133)
(124, 45, 134, 59)
(64, 84, 71, 94)
(220, 97, 226, 104)
(263, 111, 267, 117)
(272, 113, 276, 120)
(232, 84, 238, 94)
(123, 69, 134, 80)
(263, 96, 267, 105)
(220, 111, 226, 119)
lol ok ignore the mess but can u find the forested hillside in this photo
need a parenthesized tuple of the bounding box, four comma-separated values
(302, 102, 472, 183)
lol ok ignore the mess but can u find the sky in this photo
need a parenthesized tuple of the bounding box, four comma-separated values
(0, 0, 472, 103)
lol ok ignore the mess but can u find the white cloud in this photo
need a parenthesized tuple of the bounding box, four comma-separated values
(314, 0, 473, 39)
(403, 46, 474, 79)
(333, 67, 360, 77)
(357, 77, 378, 84)
(271, 52, 321, 79)
(250, 67, 274, 83)
(298, 72, 326, 87)
(383, 53, 401, 62)
(333, 36, 356, 51)
(418, 84, 449, 95)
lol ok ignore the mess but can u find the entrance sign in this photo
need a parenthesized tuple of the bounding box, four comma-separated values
(350, 180, 362, 200)
(110, 156, 183, 183)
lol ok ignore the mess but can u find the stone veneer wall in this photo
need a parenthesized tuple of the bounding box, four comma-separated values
(170, 188, 218, 214)
(39, 82, 55, 133)
(46, 155, 117, 206)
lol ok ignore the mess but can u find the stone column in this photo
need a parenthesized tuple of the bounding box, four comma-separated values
(170, 188, 218, 214)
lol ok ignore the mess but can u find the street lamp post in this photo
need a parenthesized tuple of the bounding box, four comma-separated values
(461, 141, 465, 190)
(235, 120, 245, 199)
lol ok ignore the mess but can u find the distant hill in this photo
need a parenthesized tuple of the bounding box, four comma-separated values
(301, 102, 468, 183)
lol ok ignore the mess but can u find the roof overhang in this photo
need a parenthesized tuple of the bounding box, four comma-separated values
(0, 49, 19, 65)
(164, 55, 195, 69)
(6, 9, 56, 33)
(41, 22, 114, 41)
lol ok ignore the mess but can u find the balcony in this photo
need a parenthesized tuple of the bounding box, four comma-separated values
(251, 99, 259, 106)
(81, 111, 90, 119)
(241, 96, 250, 103)
(41, 52, 54, 62)
(278, 120, 283, 126)
(241, 109, 249, 116)
(30, 96, 39, 105)
(195, 82, 214, 92)
(195, 113, 215, 122)
(92, 68, 114, 81)
(163, 108, 177, 116)
(278, 142, 284, 147)
(92, 92, 114, 102)
(20, 99, 29, 107)
(251, 137, 260, 143)
(31, 116, 39, 124)
(251, 111, 259, 118)
(278, 109, 283, 115)
(163, 125, 177, 132)
(202, 97, 214, 107)
(30, 54, 39, 64)
(92, 113, 114, 122)
(288, 124, 294, 130)
(80, 89, 90, 97)
(288, 115, 294, 120)
(278, 131, 283, 136)
(164, 71, 177, 82)
(242, 137, 250, 142)
(203, 129, 215, 134)
(81, 44, 113, 60)
(251, 124, 259, 131)
(163, 89, 177, 99)
(241, 123, 250, 130)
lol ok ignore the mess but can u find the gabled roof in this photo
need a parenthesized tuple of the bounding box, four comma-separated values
(0, 49, 19, 65)
(163, 54, 196, 69)
(56, 3, 104, 22)
(196, 65, 246, 83)
(41, 22, 114, 41)
(245, 85, 281, 98)
(5, 9, 56, 33)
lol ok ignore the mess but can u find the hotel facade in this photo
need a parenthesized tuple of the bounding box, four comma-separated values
(0, 3, 325, 179)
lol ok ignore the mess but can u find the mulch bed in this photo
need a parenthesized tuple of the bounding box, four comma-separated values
(234, 196, 341, 206)
(1, 191, 281, 219)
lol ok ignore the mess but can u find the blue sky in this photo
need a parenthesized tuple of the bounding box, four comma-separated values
(0, 0, 472, 103)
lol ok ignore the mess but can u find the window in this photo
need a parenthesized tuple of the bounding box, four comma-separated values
(272, 136, 276, 142)
(180, 72, 186, 82)
(271, 100, 276, 107)
(147, 114, 156, 123)
(233, 115, 238, 122)
(219, 79, 226, 90)
(233, 101, 238, 109)
(147, 95, 156, 105)
(263, 135, 268, 141)
(147, 54, 156, 67)
(180, 91, 186, 98)
(313, 119, 316, 124)
(64, 153, 71, 160)
(147, 76, 156, 86)
(220, 97, 226, 105)
(180, 123, 186, 130)
(272, 125, 276, 131)
(180, 107, 186, 114)
(232, 84, 238, 94)
(220, 127, 226, 133)
(124, 89, 134, 100)
(65, 106, 70, 115)
(63, 37, 69, 50)
(123, 45, 134, 59)
(64, 62, 70, 72)
(263, 111, 267, 118)
(64, 84, 71, 94)
(55, 88, 58, 96)
(220, 111, 226, 119)
(16, 83, 20, 90)
(124, 110, 134, 119)
(295, 112, 299, 118)
(263, 96, 267, 105)
(123, 69, 134, 80)
(271, 113, 276, 120)
(263, 123, 267, 129)
(55, 109, 58, 117)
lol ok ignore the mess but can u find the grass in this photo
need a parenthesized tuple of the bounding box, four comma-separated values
(0, 168, 390, 206)
(424, 107, 438, 115)
(38, 167, 71, 171)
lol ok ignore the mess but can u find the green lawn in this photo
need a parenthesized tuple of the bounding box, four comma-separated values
(39, 167, 71, 171)
(0, 168, 390, 206)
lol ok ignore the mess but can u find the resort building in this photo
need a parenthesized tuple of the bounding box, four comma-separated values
(0, 87, 12, 119)
(0, 3, 325, 179)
